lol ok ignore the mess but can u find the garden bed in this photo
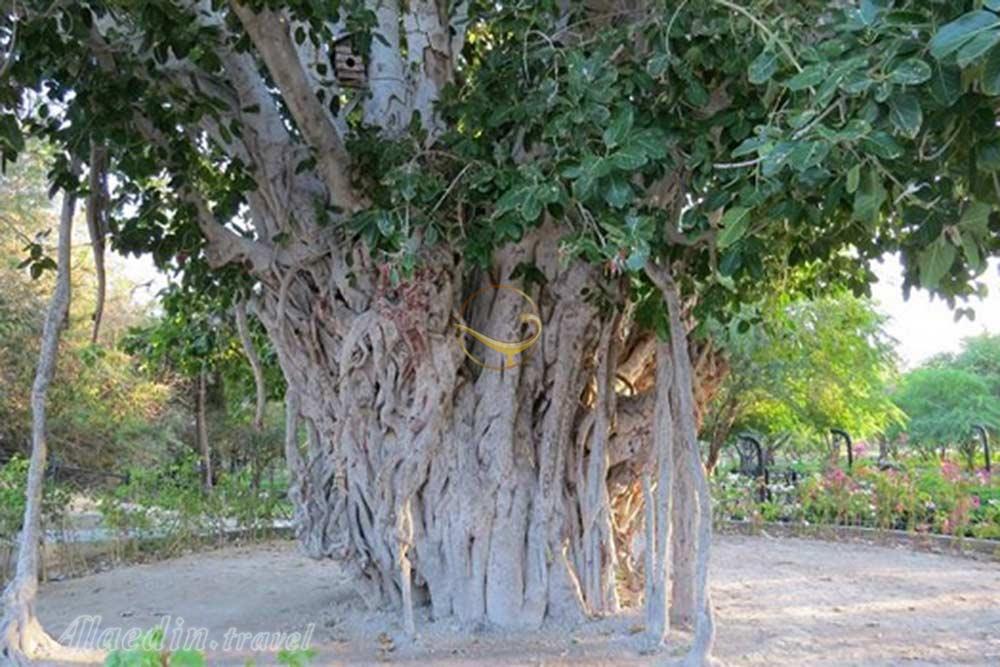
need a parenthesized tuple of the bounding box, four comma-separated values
(718, 519, 1000, 561)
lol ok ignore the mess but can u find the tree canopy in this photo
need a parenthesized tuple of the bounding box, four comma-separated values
(1, 0, 998, 318)
(895, 333, 1000, 460)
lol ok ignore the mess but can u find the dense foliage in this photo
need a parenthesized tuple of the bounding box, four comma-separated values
(891, 333, 1000, 462)
(1, 1, 999, 320)
(703, 291, 902, 464)
(0, 144, 177, 470)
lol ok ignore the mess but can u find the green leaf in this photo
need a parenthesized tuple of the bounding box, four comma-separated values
(785, 63, 829, 91)
(930, 11, 999, 61)
(629, 128, 669, 160)
(602, 106, 634, 149)
(169, 650, 206, 667)
(495, 187, 526, 215)
(959, 201, 992, 236)
(609, 147, 648, 170)
(604, 177, 633, 209)
(831, 119, 872, 142)
(787, 141, 830, 171)
(918, 236, 957, 288)
(717, 206, 751, 248)
(520, 190, 543, 222)
(961, 233, 984, 272)
(929, 66, 963, 106)
(647, 52, 670, 78)
(888, 58, 932, 85)
(981, 47, 1000, 95)
(846, 164, 861, 194)
(840, 71, 874, 95)
(748, 51, 779, 84)
(761, 142, 796, 177)
(888, 94, 922, 138)
(625, 246, 649, 271)
(852, 170, 886, 226)
(685, 81, 710, 107)
(860, 131, 903, 159)
(570, 156, 610, 200)
(956, 29, 1000, 68)
(731, 136, 768, 158)
(977, 141, 1000, 171)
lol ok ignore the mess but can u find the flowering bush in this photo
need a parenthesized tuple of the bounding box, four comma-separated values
(712, 457, 1000, 540)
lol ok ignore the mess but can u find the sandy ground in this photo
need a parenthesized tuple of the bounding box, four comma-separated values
(35, 534, 1000, 666)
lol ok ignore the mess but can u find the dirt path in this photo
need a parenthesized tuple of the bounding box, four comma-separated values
(36, 535, 1000, 666)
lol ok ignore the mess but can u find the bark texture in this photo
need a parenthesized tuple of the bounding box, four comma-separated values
(258, 225, 612, 628)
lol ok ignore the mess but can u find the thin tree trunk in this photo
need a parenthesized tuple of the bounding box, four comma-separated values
(86, 143, 108, 344)
(670, 410, 697, 630)
(644, 339, 674, 646)
(663, 281, 716, 667)
(0, 174, 99, 664)
(235, 300, 266, 432)
(581, 314, 622, 615)
(197, 369, 212, 492)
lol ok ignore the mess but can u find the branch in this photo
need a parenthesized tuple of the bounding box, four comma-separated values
(230, 2, 362, 212)
(86, 142, 109, 344)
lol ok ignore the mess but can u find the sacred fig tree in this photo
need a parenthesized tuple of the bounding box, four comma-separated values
(3, 0, 1000, 663)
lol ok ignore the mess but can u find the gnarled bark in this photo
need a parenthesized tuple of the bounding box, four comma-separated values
(256, 225, 612, 627)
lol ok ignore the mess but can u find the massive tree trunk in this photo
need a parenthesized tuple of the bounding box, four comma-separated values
(0, 174, 98, 665)
(79, 0, 717, 653)
(252, 224, 716, 653)
(258, 226, 607, 627)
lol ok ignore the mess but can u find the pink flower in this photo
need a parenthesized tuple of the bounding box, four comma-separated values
(977, 469, 992, 485)
(941, 461, 961, 483)
(971, 496, 981, 509)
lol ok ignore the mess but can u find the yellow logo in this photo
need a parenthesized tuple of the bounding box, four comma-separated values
(455, 284, 542, 370)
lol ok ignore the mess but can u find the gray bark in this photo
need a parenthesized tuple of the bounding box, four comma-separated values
(664, 281, 717, 666)
(644, 340, 674, 645)
(256, 224, 620, 628)
(86, 143, 109, 344)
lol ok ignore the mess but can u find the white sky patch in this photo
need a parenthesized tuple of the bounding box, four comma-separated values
(116, 250, 168, 306)
(871, 254, 1000, 369)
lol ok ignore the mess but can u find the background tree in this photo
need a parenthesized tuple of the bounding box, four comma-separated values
(703, 292, 903, 471)
(895, 345, 1000, 467)
(0, 142, 175, 472)
(122, 285, 285, 490)
(934, 333, 1000, 398)
(5, 1, 1000, 664)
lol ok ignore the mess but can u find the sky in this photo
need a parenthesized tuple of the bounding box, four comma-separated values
(113, 249, 1000, 370)
(870, 254, 1000, 369)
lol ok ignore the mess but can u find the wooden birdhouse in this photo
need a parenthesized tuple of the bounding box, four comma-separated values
(333, 37, 366, 88)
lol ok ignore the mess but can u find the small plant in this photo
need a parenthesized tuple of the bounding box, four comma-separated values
(104, 629, 205, 667)
(103, 629, 315, 667)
